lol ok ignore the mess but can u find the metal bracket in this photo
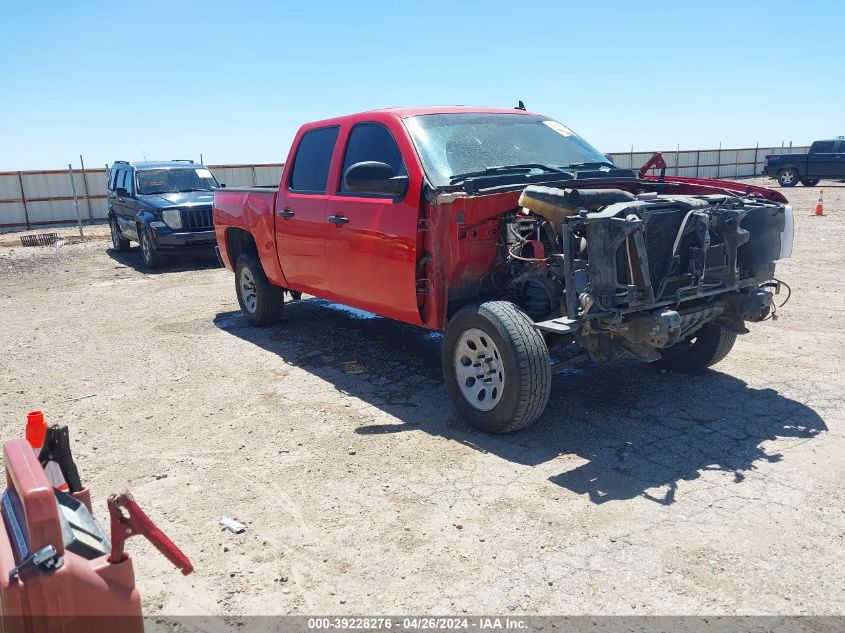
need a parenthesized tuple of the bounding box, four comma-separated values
(8, 544, 63, 580)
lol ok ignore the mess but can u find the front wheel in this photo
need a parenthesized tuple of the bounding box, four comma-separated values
(443, 301, 551, 433)
(235, 254, 284, 326)
(656, 323, 737, 373)
(109, 216, 130, 252)
(139, 228, 163, 269)
(777, 168, 798, 187)
(800, 178, 820, 186)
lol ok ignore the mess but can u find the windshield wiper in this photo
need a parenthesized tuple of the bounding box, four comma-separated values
(449, 163, 563, 183)
(141, 190, 172, 195)
(176, 188, 211, 192)
(562, 161, 615, 170)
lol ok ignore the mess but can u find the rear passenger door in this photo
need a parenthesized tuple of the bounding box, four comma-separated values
(112, 168, 134, 237)
(807, 141, 837, 178)
(325, 121, 421, 323)
(834, 140, 845, 177)
(274, 126, 339, 295)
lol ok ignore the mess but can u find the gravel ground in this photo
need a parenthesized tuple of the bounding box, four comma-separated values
(0, 178, 843, 617)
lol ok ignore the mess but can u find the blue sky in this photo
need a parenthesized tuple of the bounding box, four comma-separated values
(0, 0, 841, 170)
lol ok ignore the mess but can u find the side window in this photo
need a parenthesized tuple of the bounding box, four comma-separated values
(124, 169, 134, 195)
(288, 126, 340, 194)
(340, 123, 407, 194)
(109, 167, 119, 191)
(115, 169, 126, 191)
(811, 141, 835, 153)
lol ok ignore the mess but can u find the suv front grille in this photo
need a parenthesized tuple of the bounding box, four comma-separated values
(181, 207, 214, 230)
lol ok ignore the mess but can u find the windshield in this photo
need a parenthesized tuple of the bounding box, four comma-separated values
(404, 113, 610, 187)
(136, 167, 219, 194)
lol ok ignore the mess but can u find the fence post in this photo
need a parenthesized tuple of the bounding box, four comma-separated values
(251, 165, 257, 186)
(753, 142, 759, 178)
(17, 171, 31, 230)
(717, 142, 722, 179)
(79, 154, 93, 220)
(68, 164, 84, 241)
(630, 144, 633, 170)
(695, 150, 700, 178)
(675, 144, 680, 176)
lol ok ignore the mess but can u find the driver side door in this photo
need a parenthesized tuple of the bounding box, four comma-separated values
(325, 121, 421, 324)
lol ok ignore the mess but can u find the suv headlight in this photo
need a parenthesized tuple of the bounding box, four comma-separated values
(162, 209, 182, 229)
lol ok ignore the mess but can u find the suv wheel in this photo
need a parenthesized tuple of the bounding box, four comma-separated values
(109, 216, 130, 252)
(777, 168, 798, 187)
(443, 301, 551, 433)
(235, 254, 285, 326)
(800, 178, 820, 186)
(656, 323, 737, 373)
(139, 228, 163, 269)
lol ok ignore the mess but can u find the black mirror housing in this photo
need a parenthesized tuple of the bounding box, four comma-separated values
(115, 187, 129, 198)
(343, 161, 408, 197)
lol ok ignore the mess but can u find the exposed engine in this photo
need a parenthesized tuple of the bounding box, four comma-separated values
(484, 186, 791, 362)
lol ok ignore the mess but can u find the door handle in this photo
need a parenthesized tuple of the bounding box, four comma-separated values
(328, 215, 349, 224)
(277, 209, 295, 218)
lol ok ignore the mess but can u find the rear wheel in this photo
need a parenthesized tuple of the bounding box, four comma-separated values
(656, 323, 737, 373)
(800, 178, 820, 186)
(109, 216, 130, 252)
(235, 254, 284, 326)
(139, 228, 162, 269)
(777, 168, 798, 187)
(443, 301, 551, 433)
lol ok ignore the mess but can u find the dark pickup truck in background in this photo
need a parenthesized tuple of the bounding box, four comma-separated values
(763, 137, 845, 186)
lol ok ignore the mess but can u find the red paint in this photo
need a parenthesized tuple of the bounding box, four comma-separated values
(214, 107, 785, 332)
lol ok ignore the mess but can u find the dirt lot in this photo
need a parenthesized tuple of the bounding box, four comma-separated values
(0, 178, 843, 617)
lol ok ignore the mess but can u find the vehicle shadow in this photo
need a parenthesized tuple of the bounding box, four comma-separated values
(106, 247, 220, 274)
(214, 299, 826, 505)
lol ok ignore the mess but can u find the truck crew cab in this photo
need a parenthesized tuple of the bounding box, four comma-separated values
(762, 137, 845, 186)
(107, 160, 220, 268)
(214, 107, 793, 433)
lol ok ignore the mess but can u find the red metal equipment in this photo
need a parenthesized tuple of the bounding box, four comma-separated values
(107, 492, 193, 574)
(0, 437, 192, 632)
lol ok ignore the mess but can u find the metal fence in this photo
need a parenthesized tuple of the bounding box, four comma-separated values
(0, 163, 284, 232)
(0, 145, 808, 232)
(607, 144, 810, 179)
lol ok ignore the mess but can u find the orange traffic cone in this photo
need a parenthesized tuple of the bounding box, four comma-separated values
(813, 189, 825, 216)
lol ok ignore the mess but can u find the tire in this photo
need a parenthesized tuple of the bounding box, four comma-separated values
(800, 178, 820, 186)
(777, 168, 798, 187)
(235, 254, 284, 326)
(655, 323, 737, 373)
(442, 301, 551, 433)
(139, 228, 163, 269)
(109, 216, 130, 252)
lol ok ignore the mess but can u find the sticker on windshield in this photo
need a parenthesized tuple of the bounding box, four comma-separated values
(195, 168, 213, 179)
(543, 121, 574, 137)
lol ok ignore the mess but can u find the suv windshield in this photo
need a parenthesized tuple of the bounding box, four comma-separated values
(404, 113, 610, 187)
(136, 167, 219, 195)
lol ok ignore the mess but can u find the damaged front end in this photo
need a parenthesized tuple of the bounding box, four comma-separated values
(494, 186, 792, 363)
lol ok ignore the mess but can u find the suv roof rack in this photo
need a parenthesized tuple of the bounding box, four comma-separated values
(170, 159, 195, 163)
(112, 160, 129, 165)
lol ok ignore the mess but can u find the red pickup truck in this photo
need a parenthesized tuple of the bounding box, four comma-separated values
(213, 106, 793, 433)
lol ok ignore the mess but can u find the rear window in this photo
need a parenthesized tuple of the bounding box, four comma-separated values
(288, 126, 340, 194)
(812, 141, 835, 153)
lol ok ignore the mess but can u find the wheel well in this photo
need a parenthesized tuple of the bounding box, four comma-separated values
(777, 164, 800, 175)
(226, 228, 258, 264)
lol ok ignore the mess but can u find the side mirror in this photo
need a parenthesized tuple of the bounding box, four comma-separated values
(116, 187, 129, 198)
(343, 161, 408, 197)
(219, 183, 226, 188)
